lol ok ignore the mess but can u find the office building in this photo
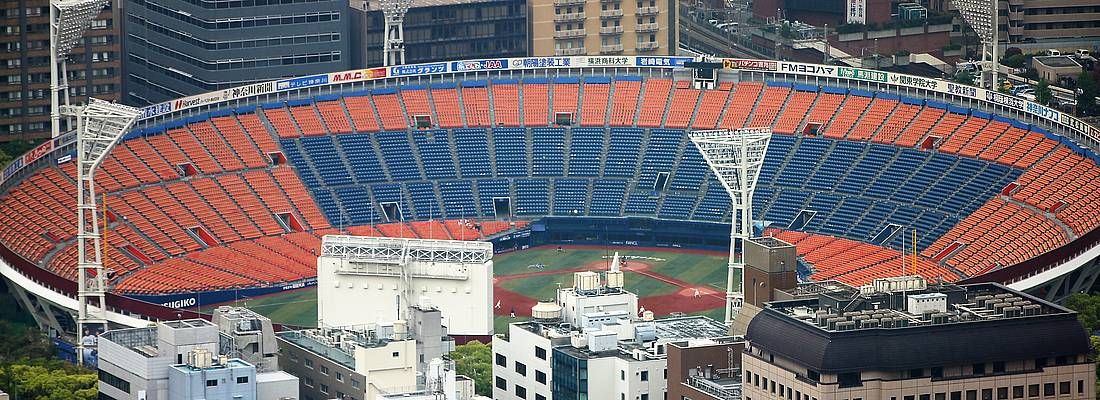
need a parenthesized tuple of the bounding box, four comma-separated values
(277, 306, 469, 400)
(350, 0, 527, 68)
(743, 277, 1095, 400)
(527, 0, 677, 56)
(1001, 0, 1100, 43)
(493, 256, 730, 400)
(0, 0, 122, 140)
(167, 350, 257, 400)
(666, 337, 745, 400)
(121, 0, 350, 105)
(97, 317, 299, 400)
(212, 306, 281, 373)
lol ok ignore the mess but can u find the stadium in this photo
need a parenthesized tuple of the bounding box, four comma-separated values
(1, 55, 1099, 339)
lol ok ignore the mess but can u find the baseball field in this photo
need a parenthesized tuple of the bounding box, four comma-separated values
(201, 245, 733, 331)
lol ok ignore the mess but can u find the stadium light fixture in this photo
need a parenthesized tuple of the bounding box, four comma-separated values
(62, 98, 140, 366)
(689, 128, 771, 326)
(380, 0, 412, 66)
(953, 0, 999, 88)
(50, 0, 111, 138)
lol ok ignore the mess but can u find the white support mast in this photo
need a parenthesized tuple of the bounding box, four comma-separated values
(50, 0, 110, 138)
(380, 0, 412, 66)
(953, 0, 998, 88)
(64, 98, 140, 366)
(689, 128, 771, 325)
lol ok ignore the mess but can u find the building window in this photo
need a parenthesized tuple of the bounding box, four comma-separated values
(536, 347, 547, 360)
(320, 366, 329, 375)
(305, 359, 313, 369)
(536, 370, 547, 384)
(997, 388, 1008, 400)
(496, 353, 507, 367)
(1079, 381, 1085, 394)
(515, 385, 527, 399)
(621, 370, 625, 380)
(982, 388, 992, 400)
(972, 364, 985, 375)
(537, 395, 546, 400)
(1043, 383, 1054, 396)
(206, 380, 218, 387)
(951, 391, 961, 400)
(496, 377, 507, 390)
(304, 377, 314, 387)
(516, 362, 527, 376)
(993, 362, 1005, 373)
(1028, 384, 1039, 397)
(98, 370, 131, 394)
(641, 394, 649, 400)
(320, 384, 329, 394)
(392, 352, 399, 357)
(237, 376, 248, 384)
(641, 371, 649, 381)
(1012, 386, 1024, 398)
(352, 379, 361, 388)
(1059, 382, 1070, 395)
(966, 390, 976, 400)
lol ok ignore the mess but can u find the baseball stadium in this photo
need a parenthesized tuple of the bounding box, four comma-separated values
(1, 55, 1099, 342)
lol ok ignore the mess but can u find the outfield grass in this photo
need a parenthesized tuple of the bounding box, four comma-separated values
(201, 287, 318, 327)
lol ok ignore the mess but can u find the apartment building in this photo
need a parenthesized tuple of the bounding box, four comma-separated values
(0, 0, 122, 140)
(528, 0, 677, 56)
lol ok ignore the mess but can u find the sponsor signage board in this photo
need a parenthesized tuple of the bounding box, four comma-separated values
(837, 67, 887, 82)
(451, 59, 509, 72)
(276, 74, 329, 91)
(890, 73, 940, 90)
(21, 141, 53, 166)
(513, 57, 573, 68)
(636, 57, 692, 67)
(391, 63, 447, 76)
(139, 102, 173, 120)
(722, 58, 778, 71)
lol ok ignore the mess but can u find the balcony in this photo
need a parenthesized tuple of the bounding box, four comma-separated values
(600, 26, 624, 34)
(636, 6, 659, 15)
(600, 9, 623, 18)
(554, 29, 587, 39)
(1008, 10, 1023, 20)
(636, 41, 659, 51)
(553, 12, 586, 22)
(636, 23, 659, 32)
(1008, 25, 1024, 36)
(553, 0, 586, 5)
(555, 47, 587, 55)
(600, 44, 624, 53)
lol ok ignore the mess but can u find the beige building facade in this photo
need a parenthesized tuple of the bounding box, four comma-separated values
(528, 0, 678, 56)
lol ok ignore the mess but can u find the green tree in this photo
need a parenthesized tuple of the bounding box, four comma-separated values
(1065, 293, 1100, 334)
(1077, 72, 1099, 116)
(451, 340, 492, 396)
(955, 71, 975, 86)
(1036, 79, 1053, 106)
(0, 363, 98, 400)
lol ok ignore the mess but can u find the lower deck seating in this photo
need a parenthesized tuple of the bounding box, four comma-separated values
(770, 229, 959, 287)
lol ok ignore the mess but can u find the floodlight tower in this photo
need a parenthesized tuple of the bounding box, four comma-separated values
(953, 0, 999, 88)
(380, 0, 412, 66)
(689, 128, 771, 325)
(62, 98, 140, 366)
(50, 0, 111, 138)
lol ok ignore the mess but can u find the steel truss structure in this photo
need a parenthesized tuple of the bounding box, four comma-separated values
(320, 235, 493, 264)
(50, 0, 111, 137)
(689, 128, 771, 325)
(380, 0, 411, 66)
(64, 98, 140, 365)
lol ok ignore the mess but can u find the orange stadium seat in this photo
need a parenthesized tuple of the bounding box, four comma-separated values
(491, 83, 521, 126)
(316, 100, 353, 134)
(691, 88, 730, 129)
(664, 87, 701, 129)
(637, 78, 672, 127)
(846, 98, 897, 141)
(772, 91, 815, 134)
(719, 82, 763, 129)
(609, 79, 641, 126)
(461, 85, 491, 127)
(343, 95, 382, 132)
(289, 105, 327, 136)
(823, 95, 871, 139)
(431, 87, 464, 128)
(522, 82, 550, 127)
(580, 82, 610, 126)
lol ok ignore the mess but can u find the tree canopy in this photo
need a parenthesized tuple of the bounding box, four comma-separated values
(451, 340, 492, 397)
